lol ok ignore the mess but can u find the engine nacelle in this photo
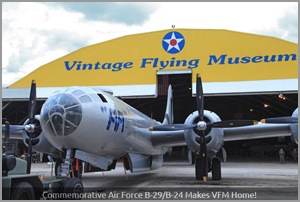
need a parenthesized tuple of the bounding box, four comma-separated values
(290, 124, 298, 144)
(22, 115, 61, 158)
(290, 108, 298, 144)
(184, 110, 224, 157)
(125, 153, 163, 173)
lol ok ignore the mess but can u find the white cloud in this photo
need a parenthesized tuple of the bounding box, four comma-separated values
(145, 2, 297, 34)
(2, 2, 298, 87)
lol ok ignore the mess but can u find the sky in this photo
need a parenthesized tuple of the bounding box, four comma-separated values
(2, 2, 298, 87)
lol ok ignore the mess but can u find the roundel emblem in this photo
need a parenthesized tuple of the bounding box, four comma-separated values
(162, 31, 185, 54)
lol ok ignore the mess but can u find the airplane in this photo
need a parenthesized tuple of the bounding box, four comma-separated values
(2, 74, 298, 192)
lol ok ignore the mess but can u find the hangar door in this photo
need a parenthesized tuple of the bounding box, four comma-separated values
(157, 70, 192, 96)
(157, 70, 193, 123)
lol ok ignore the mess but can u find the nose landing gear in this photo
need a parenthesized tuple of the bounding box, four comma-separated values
(53, 149, 84, 199)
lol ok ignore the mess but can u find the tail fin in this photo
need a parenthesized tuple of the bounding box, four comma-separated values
(162, 85, 173, 125)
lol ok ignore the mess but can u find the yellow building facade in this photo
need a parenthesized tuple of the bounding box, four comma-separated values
(8, 29, 298, 98)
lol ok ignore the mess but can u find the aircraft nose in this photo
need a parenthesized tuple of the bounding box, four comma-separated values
(40, 93, 82, 136)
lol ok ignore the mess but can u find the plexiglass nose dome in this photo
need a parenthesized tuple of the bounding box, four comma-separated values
(41, 93, 82, 136)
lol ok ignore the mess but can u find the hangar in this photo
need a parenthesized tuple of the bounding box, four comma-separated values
(2, 29, 298, 159)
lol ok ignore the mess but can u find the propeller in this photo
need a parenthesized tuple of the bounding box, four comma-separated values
(261, 117, 298, 124)
(2, 80, 41, 174)
(196, 75, 204, 121)
(26, 80, 37, 174)
(195, 74, 207, 181)
(149, 74, 258, 181)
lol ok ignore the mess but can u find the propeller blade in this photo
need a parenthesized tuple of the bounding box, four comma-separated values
(210, 120, 259, 128)
(196, 74, 204, 121)
(26, 80, 37, 174)
(28, 80, 36, 124)
(261, 117, 298, 124)
(149, 124, 195, 131)
(195, 130, 208, 181)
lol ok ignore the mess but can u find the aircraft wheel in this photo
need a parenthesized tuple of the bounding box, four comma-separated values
(10, 182, 35, 200)
(51, 180, 64, 194)
(195, 157, 207, 180)
(63, 177, 84, 199)
(212, 157, 221, 181)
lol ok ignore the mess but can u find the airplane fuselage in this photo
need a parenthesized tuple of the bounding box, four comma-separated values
(40, 86, 167, 160)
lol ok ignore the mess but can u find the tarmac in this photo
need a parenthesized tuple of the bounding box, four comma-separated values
(31, 157, 298, 200)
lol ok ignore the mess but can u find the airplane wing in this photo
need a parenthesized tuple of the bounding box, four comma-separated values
(223, 123, 297, 143)
(149, 122, 297, 148)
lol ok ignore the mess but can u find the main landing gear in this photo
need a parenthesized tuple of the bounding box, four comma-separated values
(211, 157, 221, 180)
(195, 155, 221, 181)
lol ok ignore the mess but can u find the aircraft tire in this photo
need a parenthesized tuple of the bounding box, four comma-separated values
(212, 157, 221, 181)
(195, 157, 206, 180)
(51, 180, 64, 195)
(10, 182, 35, 200)
(63, 177, 84, 199)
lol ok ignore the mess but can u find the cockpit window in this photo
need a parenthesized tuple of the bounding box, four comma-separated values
(59, 94, 79, 108)
(49, 105, 65, 115)
(41, 93, 82, 136)
(72, 90, 85, 97)
(66, 106, 82, 126)
(43, 93, 62, 110)
(52, 115, 64, 136)
(79, 95, 92, 103)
